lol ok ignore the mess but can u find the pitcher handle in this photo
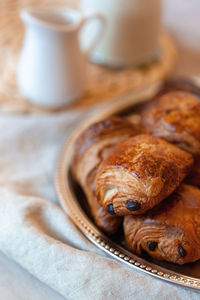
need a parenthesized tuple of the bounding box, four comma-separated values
(79, 11, 106, 58)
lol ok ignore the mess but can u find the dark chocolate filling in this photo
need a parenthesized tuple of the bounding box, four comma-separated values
(147, 241, 158, 251)
(126, 200, 141, 211)
(106, 204, 115, 215)
(178, 246, 187, 257)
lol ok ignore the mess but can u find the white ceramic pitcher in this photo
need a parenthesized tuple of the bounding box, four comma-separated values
(17, 8, 105, 108)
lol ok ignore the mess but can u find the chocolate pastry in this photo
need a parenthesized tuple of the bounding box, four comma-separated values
(141, 91, 200, 185)
(72, 117, 139, 235)
(124, 184, 200, 264)
(96, 134, 193, 216)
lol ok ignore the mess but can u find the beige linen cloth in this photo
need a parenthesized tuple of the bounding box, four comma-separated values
(0, 109, 199, 300)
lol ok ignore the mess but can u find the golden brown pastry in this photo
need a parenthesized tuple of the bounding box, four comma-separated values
(135, 78, 200, 115)
(72, 117, 139, 235)
(96, 134, 193, 216)
(141, 91, 200, 185)
(124, 184, 200, 264)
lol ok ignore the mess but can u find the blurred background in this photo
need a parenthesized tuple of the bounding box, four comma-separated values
(1, 0, 200, 77)
(163, 0, 200, 76)
(1, 0, 200, 76)
(1, 0, 200, 112)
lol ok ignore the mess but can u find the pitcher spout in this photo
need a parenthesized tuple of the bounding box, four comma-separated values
(20, 8, 82, 32)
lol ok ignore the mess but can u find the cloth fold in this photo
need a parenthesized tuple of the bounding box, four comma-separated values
(0, 111, 199, 299)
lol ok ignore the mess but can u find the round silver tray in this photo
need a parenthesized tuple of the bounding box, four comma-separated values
(55, 82, 200, 291)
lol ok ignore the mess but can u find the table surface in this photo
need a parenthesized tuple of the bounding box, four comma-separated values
(1, 0, 200, 299)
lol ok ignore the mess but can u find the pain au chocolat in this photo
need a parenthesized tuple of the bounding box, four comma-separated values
(124, 184, 200, 264)
(71, 117, 139, 235)
(96, 134, 193, 216)
(141, 90, 200, 185)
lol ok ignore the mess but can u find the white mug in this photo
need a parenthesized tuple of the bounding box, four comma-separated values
(80, 0, 161, 67)
(17, 8, 105, 108)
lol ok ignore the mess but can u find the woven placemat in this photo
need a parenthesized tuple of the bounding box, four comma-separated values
(0, 0, 177, 113)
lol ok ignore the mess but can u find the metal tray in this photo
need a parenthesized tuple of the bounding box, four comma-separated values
(55, 83, 200, 291)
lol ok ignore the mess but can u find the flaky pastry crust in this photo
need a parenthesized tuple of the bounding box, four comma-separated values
(96, 134, 193, 216)
(141, 91, 200, 185)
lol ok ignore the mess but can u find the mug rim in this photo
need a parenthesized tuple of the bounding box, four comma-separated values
(21, 7, 83, 32)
